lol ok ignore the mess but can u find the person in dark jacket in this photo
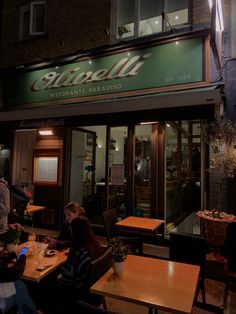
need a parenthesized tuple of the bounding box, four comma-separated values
(0, 251, 37, 313)
(55, 217, 103, 313)
(44, 201, 86, 249)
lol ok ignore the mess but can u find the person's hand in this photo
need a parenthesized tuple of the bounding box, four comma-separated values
(47, 240, 57, 249)
(42, 236, 57, 249)
(42, 236, 55, 243)
(17, 254, 26, 263)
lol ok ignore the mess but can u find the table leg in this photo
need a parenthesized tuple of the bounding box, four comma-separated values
(138, 231, 143, 255)
(148, 307, 158, 314)
(148, 307, 153, 314)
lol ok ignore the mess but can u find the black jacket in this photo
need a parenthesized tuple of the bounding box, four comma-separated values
(0, 252, 26, 282)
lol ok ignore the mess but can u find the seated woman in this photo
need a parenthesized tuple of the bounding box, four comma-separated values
(0, 251, 39, 314)
(44, 202, 86, 249)
(56, 217, 103, 312)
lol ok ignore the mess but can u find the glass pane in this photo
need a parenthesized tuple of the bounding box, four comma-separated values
(84, 126, 106, 225)
(23, 10, 30, 38)
(92, 126, 107, 222)
(134, 124, 152, 218)
(117, 0, 135, 38)
(166, 0, 188, 27)
(166, 122, 179, 231)
(166, 120, 202, 236)
(139, 0, 163, 36)
(70, 130, 93, 206)
(31, 3, 45, 33)
(166, 0, 188, 12)
(109, 126, 128, 219)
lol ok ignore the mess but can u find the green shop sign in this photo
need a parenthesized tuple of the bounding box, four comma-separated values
(4, 37, 204, 107)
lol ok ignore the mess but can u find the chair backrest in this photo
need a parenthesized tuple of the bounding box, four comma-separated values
(103, 209, 118, 240)
(135, 185, 151, 205)
(169, 232, 206, 272)
(87, 246, 112, 288)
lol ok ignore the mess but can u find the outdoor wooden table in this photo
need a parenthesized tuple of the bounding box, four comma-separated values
(16, 241, 67, 283)
(115, 216, 164, 254)
(91, 254, 200, 314)
(116, 216, 164, 232)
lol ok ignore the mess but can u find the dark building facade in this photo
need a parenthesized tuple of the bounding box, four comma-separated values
(0, 0, 233, 239)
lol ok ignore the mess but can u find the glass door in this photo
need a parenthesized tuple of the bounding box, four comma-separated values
(69, 128, 96, 218)
(133, 124, 152, 218)
(165, 120, 201, 235)
(108, 126, 129, 219)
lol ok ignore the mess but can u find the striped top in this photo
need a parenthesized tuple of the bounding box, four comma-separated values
(60, 247, 92, 290)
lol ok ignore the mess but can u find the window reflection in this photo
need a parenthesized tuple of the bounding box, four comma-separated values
(166, 120, 201, 235)
(116, 0, 189, 39)
(134, 124, 152, 218)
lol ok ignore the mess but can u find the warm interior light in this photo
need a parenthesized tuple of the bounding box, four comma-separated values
(208, 0, 212, 10)
(38, 129, 53, 136)
(216, 0, 224, 31)
(209, 0, 224, 31)
(140, 121, 158, 125)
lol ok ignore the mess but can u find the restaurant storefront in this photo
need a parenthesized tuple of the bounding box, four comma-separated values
(0, 31, 222, 239)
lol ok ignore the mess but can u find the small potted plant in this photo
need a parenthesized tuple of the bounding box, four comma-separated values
(109, 239, 129, 275)
(5, 226, 22, 252)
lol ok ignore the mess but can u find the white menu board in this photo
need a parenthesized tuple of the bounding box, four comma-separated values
(34, 157, 58, 183)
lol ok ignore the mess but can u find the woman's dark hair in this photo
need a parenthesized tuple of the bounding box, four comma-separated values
(71, 218, 103, 260)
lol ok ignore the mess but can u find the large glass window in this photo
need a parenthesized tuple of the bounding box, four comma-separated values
(116, 0, 189, 39)
(165, 120, 201, 235)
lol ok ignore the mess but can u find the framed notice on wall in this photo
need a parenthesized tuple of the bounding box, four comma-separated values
(110, 164, 125, 186)
(33, 148, 62, 186)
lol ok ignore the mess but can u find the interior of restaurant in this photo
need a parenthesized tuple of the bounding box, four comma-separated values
(0, 118, 203, 240)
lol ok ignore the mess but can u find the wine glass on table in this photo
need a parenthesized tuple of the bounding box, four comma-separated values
(28, 225, 36, 242)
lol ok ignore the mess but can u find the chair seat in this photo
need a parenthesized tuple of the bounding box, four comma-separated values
(169, 232, 207, 304)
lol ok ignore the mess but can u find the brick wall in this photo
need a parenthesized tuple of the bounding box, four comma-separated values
(192, 0, 211, 25)
(0, 0, 112, 68)
(0, 0, 230, 69)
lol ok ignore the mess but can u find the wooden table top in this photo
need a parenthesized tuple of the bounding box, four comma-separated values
(17, 241, 67, 282)
(26, 204, 46, 213)
(91, 254, 200, 314)
(116, 216, 164, 232)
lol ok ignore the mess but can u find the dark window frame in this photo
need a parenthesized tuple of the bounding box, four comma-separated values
(18, 1, 46, 41)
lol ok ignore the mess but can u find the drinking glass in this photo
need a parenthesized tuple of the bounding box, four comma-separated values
(28, 225, 36, 242)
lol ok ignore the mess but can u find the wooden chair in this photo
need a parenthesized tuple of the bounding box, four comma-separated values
(76, 300, 122, 314)
(169, 232, 207, 304)
(102, 209, 142, 254)
(82, 247, 113, 309)
(134, 185, 151, 217)
(222, 222, 236, 312)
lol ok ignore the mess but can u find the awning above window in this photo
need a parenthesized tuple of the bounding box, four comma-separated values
(0, 84, 223, 122)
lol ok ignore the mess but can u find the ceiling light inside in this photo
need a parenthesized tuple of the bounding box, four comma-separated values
(140, 121, 158, 125)
(38, 129, 53, 136)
